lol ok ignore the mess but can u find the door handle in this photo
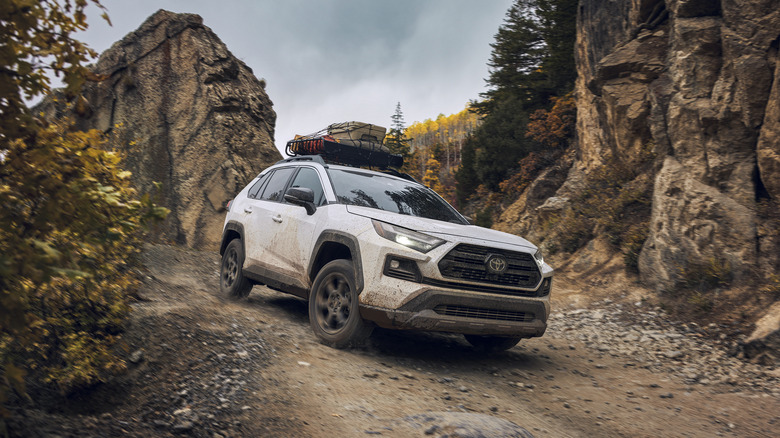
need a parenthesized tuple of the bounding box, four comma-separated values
(244, 206, 253, 213)
(272, 215, 283, 223)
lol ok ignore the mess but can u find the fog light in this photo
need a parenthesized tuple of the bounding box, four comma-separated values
(383, 256, 422, 282)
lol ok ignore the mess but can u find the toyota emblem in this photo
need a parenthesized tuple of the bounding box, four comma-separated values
(486, 254, 508, 274)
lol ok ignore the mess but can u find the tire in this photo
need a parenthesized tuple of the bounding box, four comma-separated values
(309, 260, 373, 348)
(464, 335, 522, 352)
(220, 239, 253, 299)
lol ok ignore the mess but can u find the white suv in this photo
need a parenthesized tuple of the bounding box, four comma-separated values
(219, 155, 553, 351)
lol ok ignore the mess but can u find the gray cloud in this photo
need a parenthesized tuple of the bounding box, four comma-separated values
(78, 0, 512, 152)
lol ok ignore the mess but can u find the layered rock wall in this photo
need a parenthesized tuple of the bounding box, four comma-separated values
(574, 0, 780, 290)
(42, 10, 280, 249)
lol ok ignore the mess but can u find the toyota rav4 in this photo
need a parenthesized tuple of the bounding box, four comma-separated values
(219, 153, 553, 351)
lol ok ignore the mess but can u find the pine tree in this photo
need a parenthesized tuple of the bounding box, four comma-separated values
(455, 138, 479, 206)
(457, 0, 577, 195)
(472, 0, 546, 117)
(386, 102, 411, 162)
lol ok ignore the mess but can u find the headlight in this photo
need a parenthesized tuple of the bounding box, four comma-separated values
(534, 248, 544, 265)
(372, 220, 445, 253)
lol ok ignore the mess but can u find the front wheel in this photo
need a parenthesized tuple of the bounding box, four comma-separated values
(464, 335, 521, 352)
(309, 260, 373, 348)
(220, 239, 252, 299)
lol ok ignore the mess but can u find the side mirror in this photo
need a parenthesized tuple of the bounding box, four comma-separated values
(284, 187, 317, 215)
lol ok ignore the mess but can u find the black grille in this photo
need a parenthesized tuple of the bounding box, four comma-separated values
(434, 305, 534, 322)
(438, 244, 541, 288)
(421, 278, 538, 297)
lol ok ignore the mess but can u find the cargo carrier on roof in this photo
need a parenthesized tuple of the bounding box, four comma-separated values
(285, 121, 403, 169)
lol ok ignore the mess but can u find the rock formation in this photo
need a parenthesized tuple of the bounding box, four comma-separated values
(41, 10, 281, 249)
(496, 0, 780, 360)
(504, 0, 780, 288)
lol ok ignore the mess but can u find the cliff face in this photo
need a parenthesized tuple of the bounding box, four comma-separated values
(42, 10, 281, 249)
(500, 0, 780, 293)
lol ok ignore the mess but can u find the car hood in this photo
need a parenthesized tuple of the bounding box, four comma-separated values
(345, 205, 537, 251)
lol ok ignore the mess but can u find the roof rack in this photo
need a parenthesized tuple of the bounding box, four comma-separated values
(285, 137, 403, 170)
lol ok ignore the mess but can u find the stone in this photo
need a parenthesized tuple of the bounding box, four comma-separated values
(38, 10, 280, 249)
(742, 301, 780, 366)
(639, 157, 756, 291)
(128, 349, 144, 364)
(172, 421, 194, 433)
(403, 412, 535, 438)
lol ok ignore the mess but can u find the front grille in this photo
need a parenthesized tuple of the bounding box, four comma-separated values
(434, 305, 534, 322)
(438, 244, 541, 288)
(421, 278, 538, 297)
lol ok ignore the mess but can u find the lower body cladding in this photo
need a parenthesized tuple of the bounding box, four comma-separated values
(359, 289, 548, 337)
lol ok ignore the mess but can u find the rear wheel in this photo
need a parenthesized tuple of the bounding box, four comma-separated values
(309, 260, 373, 348)
(220, 239, 252, 299)
(464, 335, 521, 352)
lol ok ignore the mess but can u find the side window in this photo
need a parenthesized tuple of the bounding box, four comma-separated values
(259, 167, 295, 202)
(290, 167, 326, 206)
(247, 173, 269, 199)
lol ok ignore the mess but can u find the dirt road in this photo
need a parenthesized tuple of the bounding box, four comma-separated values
(12, 244, 779, 437)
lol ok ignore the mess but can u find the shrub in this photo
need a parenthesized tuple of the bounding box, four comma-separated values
(0, 119, 168, 406)
(678, 257, 733, 292)
(760, 274, 780, 299)
(542, 148, 654, 263)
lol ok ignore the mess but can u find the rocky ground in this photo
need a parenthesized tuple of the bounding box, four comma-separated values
(8, 244, 780, 437)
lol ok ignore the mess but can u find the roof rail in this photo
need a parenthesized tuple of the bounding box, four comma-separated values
(276, 155, 328, 167)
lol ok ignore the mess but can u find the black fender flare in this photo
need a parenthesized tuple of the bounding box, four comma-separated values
(220, 221, 245, 256)
(308, 231, 364, 294)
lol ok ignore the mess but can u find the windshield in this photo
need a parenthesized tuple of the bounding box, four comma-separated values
(328, 168, 468, 224)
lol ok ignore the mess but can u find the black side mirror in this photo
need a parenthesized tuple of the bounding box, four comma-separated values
(284, 187, 317, 215)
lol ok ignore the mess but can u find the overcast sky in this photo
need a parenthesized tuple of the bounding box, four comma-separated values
(75, 0, 513, 154)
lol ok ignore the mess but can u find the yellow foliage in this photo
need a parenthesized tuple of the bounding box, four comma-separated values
(422, 155, 444, 194)
(0, 118, 169, 405)
(405, 106, 480, 190)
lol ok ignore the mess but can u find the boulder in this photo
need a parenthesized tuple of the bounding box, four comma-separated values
(40, 10, 281, 249)
(638, 157, 756, 290)
(743, 301, 780, 366)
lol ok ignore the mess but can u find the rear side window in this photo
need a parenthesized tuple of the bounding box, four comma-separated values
(247, 173, 269, 199)
(259, 167, 295, 202)
(290, 167, 326, 206)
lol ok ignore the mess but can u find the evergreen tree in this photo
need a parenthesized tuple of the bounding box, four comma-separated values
(457, 0, 577, 195)
(536, 0, 578, 98)
(391, 102, 405, 132)
(455, 138, 479, 206)
(471, 0, 546, 117)
(386, 102, 411, 163)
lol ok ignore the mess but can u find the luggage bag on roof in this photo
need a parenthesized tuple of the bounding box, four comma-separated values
(327, 122, 387, 144)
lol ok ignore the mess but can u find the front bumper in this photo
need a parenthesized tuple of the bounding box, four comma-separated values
(359, 288, 547, 338)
